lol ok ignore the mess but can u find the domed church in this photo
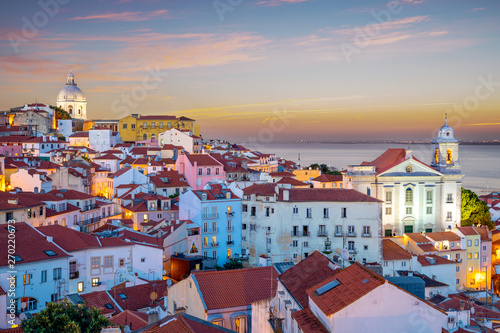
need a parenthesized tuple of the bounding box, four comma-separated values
(57, 70, 87, 120)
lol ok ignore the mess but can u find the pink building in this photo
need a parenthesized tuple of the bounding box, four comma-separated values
(175, 153, 225, 190)
(0, 145, 22, 157)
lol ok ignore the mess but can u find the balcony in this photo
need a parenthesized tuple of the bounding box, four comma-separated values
(456, 258, 462, 263)
(347, 231, 357, 237)
(227, 240, 234, 245)
(202, 213, 219, 219)
(334, 231, 343, 237)
(291, 230, 310, 237)
(361, 232, 371, 238)
(268, 307, 284, 333)
(210, 242, 219, 247)
(69, 271, 79, 280)
(317, 231, 328, 237)
(80, 217, 101, 226)
(203, 228, 219, 234)
(82, 204, 97, 212)
(226, 212, 234, 217)
(348, 248, 357, 254)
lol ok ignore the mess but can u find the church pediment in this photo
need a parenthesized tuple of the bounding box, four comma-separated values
(378, 158, 443, 177)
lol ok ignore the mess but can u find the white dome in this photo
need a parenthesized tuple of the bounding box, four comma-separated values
(57, 70, 86, 102)
(434, 115, 458, 143)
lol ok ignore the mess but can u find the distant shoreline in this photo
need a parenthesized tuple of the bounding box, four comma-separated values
(235, 141, 500, 145)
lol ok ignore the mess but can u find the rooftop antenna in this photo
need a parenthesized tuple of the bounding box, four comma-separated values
(445, 112, 448, 126)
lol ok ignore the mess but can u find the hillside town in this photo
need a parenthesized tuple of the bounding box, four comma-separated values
(1, 71, 500, 333)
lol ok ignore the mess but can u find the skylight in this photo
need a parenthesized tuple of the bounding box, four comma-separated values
(118, 293, 128, 299)
(105, 303, 113, 309)
(44, 250, 57, 256)
(315, 279, 341, 296)
(13, 255, 23, 262)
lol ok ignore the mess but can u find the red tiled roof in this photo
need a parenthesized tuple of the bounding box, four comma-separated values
(185, 153, 223, 167)
(424, 232, 460, 242)
(110, 280, 168, 312)
(311, 174, 343, 182)
(291, 307, 329, 333)
(361, 148, 407, 174)
(307, 262, 385, 316)
(45, 203, 80, 217)
(405, 233, 431, 243)
(110, 310, 149, 330)
(94, 153, 122, 160)
(48, 189, 94, 200)
(277, 188, 381, 203)
(243, 183, 277, 196)
(279, 251, 339, 308)
(193, 266, 278, 310)
(0, 222, 69, 266)
(69, 132, 89, 138)
(270, 171, 295, 177)
(116, 229, 163, 247)
(383, 239, 412, 260)
(456, 226, 479, 236)
(417, 255, 457, 266)
(436, 294, 500, 320)
(276, 177, 309, 186)
(474, 225, 491, 241)
(142, 313, 232, 333)
(417, 244, 439, 253)
(108, 166, 132, 179)
(37, 225, 130, 252)
(0, 191, 45, 211)
(81, 290, 118, 315)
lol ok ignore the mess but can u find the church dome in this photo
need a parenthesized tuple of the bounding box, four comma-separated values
(57, 70, 86, 102)
(434, 115, 458, 143)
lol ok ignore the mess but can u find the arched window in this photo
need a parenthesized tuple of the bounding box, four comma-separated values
(446, 149, 452, 164)
(406, 166, 413, 173)
(143, 134, 147, 140)
(435, 148, 439, 164)
(405, 188, 413, 204)
(68, 106, 73, 115)
(151, 133, 156, 140)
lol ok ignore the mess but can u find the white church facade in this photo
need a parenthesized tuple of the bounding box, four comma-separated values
(57, 70, 87, 120)
(346, 118, 463, 236)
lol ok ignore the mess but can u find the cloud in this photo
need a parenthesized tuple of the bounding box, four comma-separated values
(70, 10, 169, 22)
(257, 0, 310, 7)
(465, 122, 500, 126)
(472, 7, 484, 12)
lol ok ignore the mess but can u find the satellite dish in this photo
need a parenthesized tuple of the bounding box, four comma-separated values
(162, 270, 167, 275)
(470, 307, 475, 315)
(19, 313, 27, 320)
(150, 291, 158, 301)
(123, 325, 131, 333)
(166, 279, 173, 287)
(458, 320, 464, 328)
(341, 249, 350, 261)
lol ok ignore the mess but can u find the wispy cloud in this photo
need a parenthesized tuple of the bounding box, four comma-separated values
(466, 122, 500, 126)
(472, 7, 484, 12)
(257, 0, 310, 7)
(70, 10, 169, 21)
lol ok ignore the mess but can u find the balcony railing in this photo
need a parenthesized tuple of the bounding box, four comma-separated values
(291, 231, 310, 237)
(80, 217, 101, 226)
(203, 228, 219, 234)
(227, 240, 234, 245)
(317, 231, 328, 237)
(226, 212, 234, 217)
(82, 204, 97, 212)
(69, 271, 79, 280)
(362, 232, 371, 237)
(269, 307, 284, 333)
(210, 242, 219, 247)
(347, 231, 357, 237)
(348, 248, 357, 254)
(202, 213, 219, 219)
(334, 231, 343, 237)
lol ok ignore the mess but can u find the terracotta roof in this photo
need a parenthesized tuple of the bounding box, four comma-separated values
(193, 188, 237, 201)
(94, 153, 122, 160)
(47, 189, 94, 200)
(116, 229, 163, 247)
(291, 307, 329, 333)
(149, 172, 189, 188)
(108, 166, 132, 178)
(456, 226, 479, 236)
(417, 255, 457, 266)
(361, 148, 407, 174)
(45, 203, 80, 217)
(185, 153, 223, 167)
(193, 266, 278, 310)
(306, 262, 385, 316)
(69, 132, 89, 138)
(405, 233, 431, 243)
(277, 188, 382, 203)
(311, 174, 342, 182)
(37, 225, 130, 252)
(130, 147, 149, 155)
(278, 251, 339, 308)
(474, 226, 491, 241)
(0, 222, 69, 267)
(243, 183, 277, 196)
(270, 171, 295, 177)
(424, 232, 460, 242)
(110, 310, 149, 330)
(436, 294, 500, 320)
(417, 244, 439, 253)
(383, 239, 412, 260)
(139, 313, 234, 333)
(110, 280, 168, 312)
(276, 177, 309, 186)
(0, 191, 45, 211)
(81, 290, 119, 315)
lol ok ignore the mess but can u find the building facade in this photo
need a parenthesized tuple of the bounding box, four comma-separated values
(118, 114, 196, 142)
(57, 70, 87, 120)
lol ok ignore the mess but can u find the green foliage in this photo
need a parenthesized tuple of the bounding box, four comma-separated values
(21, 300, 111, 333)
(307, 163, 341, 175)
(223, 259, 243, 270)
(169, 193, 180, 199)
(81, 155, 91, 163)
(50, 105, 72, 120)
(461, 188, 493, 229)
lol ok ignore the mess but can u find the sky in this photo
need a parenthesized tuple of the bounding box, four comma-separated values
(1, 0, 499, 141)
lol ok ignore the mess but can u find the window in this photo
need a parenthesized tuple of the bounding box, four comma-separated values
(467, 253, 472, 259)
(123, 123, 128, 129)
(483, 245, 486, 251)
(234, 317, 246, 333)
(426, 207, 432, 214)
(456, 266, 460, 272)
(384, 261, 388, 267)
(456, 279, 460, 285)
(303, 241, 308, 248)
(159, 122, 164, 128)
(215, 167, 220, 175)
(23, 273, 31, 285)
(306, 208, 312, 218)
(292, 240, 298, 247)
(467, 240, 472, 247)
(41, 270, 47, 283)
(341, 207, 347, 218)
(53, 268, 62, 280)
(385, 207, 392, 215)
(406, 207, 412, 215)
(293, 253, 298, 259)
(78, 282, 84, 292)
(426, 190, 433, 203)
(348, 225, 355, 235)
(323, 208, 329, 218)
(265, 207, 270, 217)
(251, 207, 256, 216)
(447, 193, 453, 203)
(293, 207, 299, 214)
(364, 245, 368, 251)
(92, 278, 100, 287)
(363, 226, 370, 236)
(385, 191, 392, 203)
(250, 224, 256, 231)
(385, 229, 392, 237)
(406, 165, 413, 173)
(348, 241, 355, 251)
(143, 122, 147, 128)
(212, 250, 217, 259)
(242, 223, 247, 230)
(405, 188, 413, 204)
(267, 238, 272, 244)
(212, 320, 223, 326)
(319, 225, 326, 236)
(151, 122, 155, 129)
(27, 209, 32, 218)
(91, 257, 100, 269)
(119, 259, 125, 266)
(198, 168, 203, 176)
(335, 225, 342, 235)
(207, 168, 211, 176)
(131, 123, 136, 130)
(475, 239, 479, 246)
(104, 256, 113, 268)
(402, 261, 407, 267)
(143, 133, 147, 140)
(474, 253, 479, 259)
(447, 212, 452, 220)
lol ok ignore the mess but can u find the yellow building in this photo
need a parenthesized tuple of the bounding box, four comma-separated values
(455, 226, 485, 290)
(118, 114, 197, 142)
(293, 169, 321, 182)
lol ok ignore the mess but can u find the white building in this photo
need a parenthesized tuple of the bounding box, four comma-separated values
(38, 225, 163, 295)
(346, 119, 463, 236)
(57, 119, 73, 138)
(10, 168, 53, 193)
(89, 127, 120, 152)
(158, 128, 202, 154)
(57, 70, 87, 120)
(242, 184, 383, 266)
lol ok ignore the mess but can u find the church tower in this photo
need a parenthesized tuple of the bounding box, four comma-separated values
(57, 70, 87, 120)
(431, 115, 461, 174)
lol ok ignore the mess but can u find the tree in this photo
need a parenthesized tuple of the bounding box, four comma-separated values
(307, 163, 341, 175)
(50, 105, 71, 121)
(461, 188, 493, 229)
(21, 300, 111, 333)
(223, 258, 243, 270)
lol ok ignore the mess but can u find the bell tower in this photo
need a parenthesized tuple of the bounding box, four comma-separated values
(431, 114, 461, 174)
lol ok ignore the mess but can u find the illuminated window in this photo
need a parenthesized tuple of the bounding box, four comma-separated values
(92, 278, 100, 287)
(78, 282, 84, 292)
(235, 316, 247, 333)
(467, 253, 472, 259)
(468, 267, 473, 272)
(435, 148, 439, 164)
(446, 149, 452, 164)
(212, 320, 223, 326)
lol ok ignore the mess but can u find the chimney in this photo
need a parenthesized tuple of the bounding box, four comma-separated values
(132, 193, 135, 199)
(43, 136, 46, 142)
(283, 190, 289, 201)
(34, 187, 38, 194)
(405, 150, 412, 159)
(408, 271, 413, 277)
